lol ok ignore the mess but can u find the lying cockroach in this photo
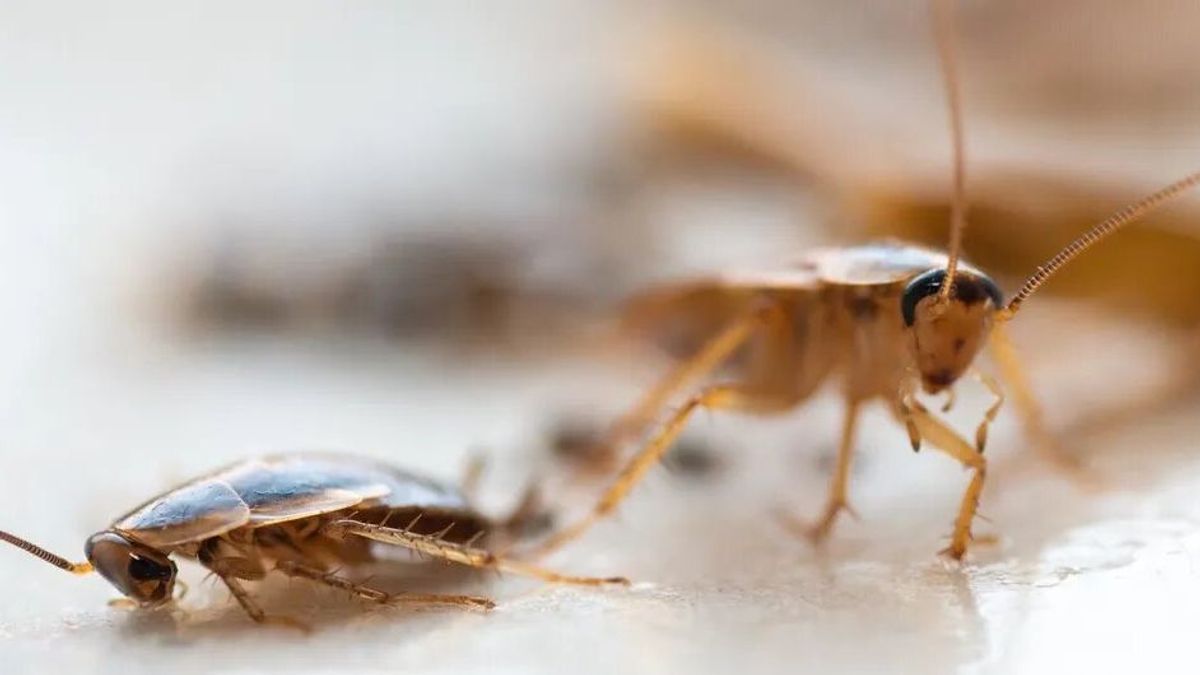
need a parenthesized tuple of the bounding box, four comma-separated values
(0, 453, 626, 629)
(527, 0, 1200, 561)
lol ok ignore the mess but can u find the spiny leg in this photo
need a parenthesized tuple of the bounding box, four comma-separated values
(598, 300, 791, 463)
(988, 321, 1086, 476)
(198, 542, 310, 631)
(780, 399, 862, 544)
(323, 519, 629, 587)
(273, 560, 494, 611)
(210, 567, 310, 632)
(897, 403, 987, 560)
(531, 383, 803, 559)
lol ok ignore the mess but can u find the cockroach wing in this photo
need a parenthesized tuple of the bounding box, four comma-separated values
(808, 242, 954, 285)
(807, 241, 992, 287)
(113, 479, 251, 548)
(223, 454, 471, 526)
(112, 453, 473, 547)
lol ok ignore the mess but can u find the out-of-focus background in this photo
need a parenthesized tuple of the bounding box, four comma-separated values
(3, 1, 1200, 673)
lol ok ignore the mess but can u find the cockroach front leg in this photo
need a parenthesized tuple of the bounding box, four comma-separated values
(972, 369, 1004, 452)
(895, 402, 987, 560)
(205, 565, 310, 631)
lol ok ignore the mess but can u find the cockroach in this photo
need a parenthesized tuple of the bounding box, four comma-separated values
(640, 10, 1200, 327)
(0, 453, 626, 629)
(527, 0, 1200, 561)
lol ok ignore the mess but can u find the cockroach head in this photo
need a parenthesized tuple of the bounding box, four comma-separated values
(901, 268, 1002, 393)
(85, 531, 177, 607)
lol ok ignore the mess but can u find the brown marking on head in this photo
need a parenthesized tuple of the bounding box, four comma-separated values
(901, 268, 1002, 393)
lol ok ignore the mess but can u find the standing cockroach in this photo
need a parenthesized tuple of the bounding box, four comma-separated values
(528, 0, 1200, 561)
(0, 453, 625, 628)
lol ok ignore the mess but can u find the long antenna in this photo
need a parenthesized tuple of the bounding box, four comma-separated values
(0, 529, 93, 574)
(999, 170, 1200, 321)
(932, 0, 967, 303)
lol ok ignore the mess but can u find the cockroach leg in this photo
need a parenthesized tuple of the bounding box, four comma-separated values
(972, 369, 1004, 452)
(533, 382, 804, 559)
(940, 388, 957, 413)
(210, 565, 310, 632)
(988, 322, 1086, 475)
(597, 299, 792, 465)
(899, 404, 987, 560)
(323, 519, 629, 587)
(532, 299, 798, 558)
(783, 399, 863, 544)
(273, 560, 494, 611)
(895, 391, 923, 452)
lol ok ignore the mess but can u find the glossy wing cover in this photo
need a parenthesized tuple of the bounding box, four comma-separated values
(113, 454, 469, 547)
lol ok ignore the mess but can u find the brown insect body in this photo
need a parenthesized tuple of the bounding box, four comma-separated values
(627, 242, 999, 402)
(1, 453, 625, 629)
(526, 0, 1200, 563)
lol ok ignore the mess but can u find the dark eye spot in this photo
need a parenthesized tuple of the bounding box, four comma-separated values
(901, 269, 946, 326)
(953, 275, 1004, 308)
(901, 269, 1004, 326)
(128, 556, 170, 581)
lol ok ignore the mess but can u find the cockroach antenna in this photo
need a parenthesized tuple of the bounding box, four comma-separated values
(932, 0, 968, 304)
(999, 170, 1200, 321)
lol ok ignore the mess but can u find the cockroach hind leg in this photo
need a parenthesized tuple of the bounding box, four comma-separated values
(274, 560, 495, 612)
(326, 519, 630, 587)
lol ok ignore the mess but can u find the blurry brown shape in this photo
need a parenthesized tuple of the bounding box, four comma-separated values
(180, 226, 623, 355)
(548, 417, 620, 479)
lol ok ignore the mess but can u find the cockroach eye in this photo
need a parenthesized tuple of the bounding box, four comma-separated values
(901, 269, 1003, 326)
(901, 269, 948, 326)
(128, 556, 172, 581)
